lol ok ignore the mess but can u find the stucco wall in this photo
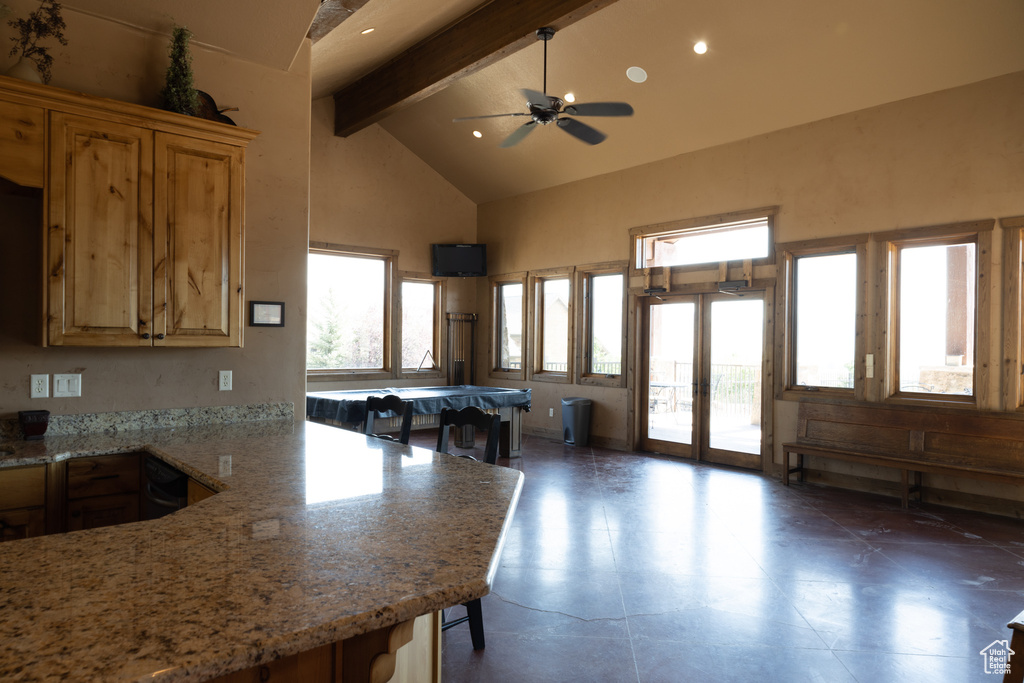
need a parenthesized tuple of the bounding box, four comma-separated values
(0, 8, 311, 420)
(477, 71, 1024, 468)
(307, 97, 478, 391)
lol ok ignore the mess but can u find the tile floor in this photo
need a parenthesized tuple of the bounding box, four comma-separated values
(422, 433, 1024, 683)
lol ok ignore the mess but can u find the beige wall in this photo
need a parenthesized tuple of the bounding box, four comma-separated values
(477, 71, 1024, 464)
(307, 97, 478, 391)
(0, 8, 311, 420)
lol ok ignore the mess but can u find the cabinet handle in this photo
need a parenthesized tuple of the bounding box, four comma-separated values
(156, 333, 165, 340)
(258, 665, 271, 682)
(141, 333, 151, 340)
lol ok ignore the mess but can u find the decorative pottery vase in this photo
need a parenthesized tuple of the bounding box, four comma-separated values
(18, 410, 49, 440)
(5, 58, 42, 84)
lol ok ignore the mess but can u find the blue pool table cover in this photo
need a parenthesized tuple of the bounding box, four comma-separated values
(306, 385, 532, 424)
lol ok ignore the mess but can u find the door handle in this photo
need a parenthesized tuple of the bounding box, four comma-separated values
(700, 379, 710, 397)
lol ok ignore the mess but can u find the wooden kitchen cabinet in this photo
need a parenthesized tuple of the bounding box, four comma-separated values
(0, 76, 256, 348)
(0, 464, 47, 542)
(66, 454, 141, 531)
(46, 115, 246, 347)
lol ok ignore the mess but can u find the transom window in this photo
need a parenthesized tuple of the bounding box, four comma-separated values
(636, 216, 771, 269)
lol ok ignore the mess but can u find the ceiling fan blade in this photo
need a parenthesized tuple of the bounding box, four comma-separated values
(557, 117, 607, 145)
(499, 121, 538, 148)
(521, 88, 555, 107)
(452, 112, 528, 123)
(563, 102, 634, 117)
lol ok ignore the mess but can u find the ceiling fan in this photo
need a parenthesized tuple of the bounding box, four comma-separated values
(453, 27, 634, 148)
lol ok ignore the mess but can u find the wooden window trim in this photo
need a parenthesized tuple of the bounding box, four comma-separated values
(306, 242, 396, 381)
(527, 267, 574, 384)
(628, 206, 779, 278)
(575, 261, 627, 388)
(489, 272, 528, 380)
(397, 272, 446, 380)
(1001, 216, 1024, 411)
(879, 220, 994, 408)
(775, 235, 868, 402)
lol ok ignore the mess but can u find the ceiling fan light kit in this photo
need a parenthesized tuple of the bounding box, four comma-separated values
(453, 27, 634, 148)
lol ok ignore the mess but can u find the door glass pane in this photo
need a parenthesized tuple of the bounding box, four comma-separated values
(590, 274, 623, 375)
(709, 299, 762, 454)
(898, 243, 975, 396)
(648, 302, 695, 444)
(795, 253, 856, 388)
(498, 283, 523, 370)
(402, 281, 435, 369)
(540, 278, 570, 372)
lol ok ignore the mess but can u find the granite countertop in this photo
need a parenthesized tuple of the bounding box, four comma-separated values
(0, 420, 523, 682)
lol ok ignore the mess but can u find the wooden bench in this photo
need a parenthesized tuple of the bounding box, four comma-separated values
(782, 402, 1024, 508)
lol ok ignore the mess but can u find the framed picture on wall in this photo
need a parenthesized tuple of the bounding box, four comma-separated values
(250, 301, 285, 327)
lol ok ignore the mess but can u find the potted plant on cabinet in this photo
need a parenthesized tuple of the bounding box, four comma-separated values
(6, 0, 67, 84)
(161, 24, 199, 116)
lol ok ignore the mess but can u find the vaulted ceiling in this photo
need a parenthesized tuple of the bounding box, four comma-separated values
(66, 0, 1024, 204)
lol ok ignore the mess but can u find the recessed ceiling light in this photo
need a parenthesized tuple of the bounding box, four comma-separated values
(564, 92, 576, 103)
(626, 66, 647, 83)
(360, 27, 375, 35)
(694, 41, 707, 55)
(473, 130, 483, 138)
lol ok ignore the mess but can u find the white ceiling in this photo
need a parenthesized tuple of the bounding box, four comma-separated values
(66, 0, 1024, 205)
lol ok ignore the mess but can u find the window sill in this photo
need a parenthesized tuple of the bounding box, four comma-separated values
(528, 372, 571, 384)
(579, 374, 625, 388)
(307, 370, 394, 382)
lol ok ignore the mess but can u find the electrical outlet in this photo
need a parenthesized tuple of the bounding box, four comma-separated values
(549, 408, 554, 417)
(219, 370, 232, 391)
(53, 374, 81, 398)
(31, 374, 49, 399)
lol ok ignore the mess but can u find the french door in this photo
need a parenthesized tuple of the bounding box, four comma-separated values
(640, 292, 766, 470)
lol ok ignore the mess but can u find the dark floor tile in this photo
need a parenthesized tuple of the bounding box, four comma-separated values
(833, 650, 984, 683)
(823, 507, 990, 545)
(489, 566, 628, 629)
(631, 639, 856, 683)
(610, 528, 767, 578)
(932, 510, 1024, 548)
(618, 572, 825, 650)
(499, 524, 617, 571)
(781, 580, 1005, 658)
(873, 543, 1024, 590)
(442, 631, 638, 683)
(742, 537, 915, 586)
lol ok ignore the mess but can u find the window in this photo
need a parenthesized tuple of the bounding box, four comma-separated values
(793, 251, 857, 389)
(633, 208, 777, 271)
(529, 269, 573, 382)
(307, 243, 393, 377)
(400, 276, 443, 375)
(894, 238, 977, 398)
(879, 220, 992, 404)
(490, 273, 526, 379)
(577, 264, 626, 387)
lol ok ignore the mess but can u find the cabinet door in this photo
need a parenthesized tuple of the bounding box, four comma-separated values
(154, 133, 244, 347)
(0, 507, 46, 541)
(47, 112, 154, 346)
(67, 492, 140, 532)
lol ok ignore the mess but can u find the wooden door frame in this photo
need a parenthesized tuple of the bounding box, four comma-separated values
(629, 282, 775, 472)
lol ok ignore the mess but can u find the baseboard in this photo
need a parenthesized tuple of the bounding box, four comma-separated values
(522, 427, 629, 452)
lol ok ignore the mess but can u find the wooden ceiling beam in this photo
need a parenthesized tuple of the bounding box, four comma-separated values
(332, 0, 623, 137)
(309, 0, 371, 44)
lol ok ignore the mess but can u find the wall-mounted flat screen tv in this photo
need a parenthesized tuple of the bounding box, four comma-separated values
(431, 244, 487, 277)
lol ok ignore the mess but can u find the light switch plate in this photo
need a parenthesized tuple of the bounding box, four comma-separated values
(31, 374, 49, 399)
(53, 373, 81, 397)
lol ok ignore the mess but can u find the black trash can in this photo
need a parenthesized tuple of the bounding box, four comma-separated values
(561, 397, 592, 446)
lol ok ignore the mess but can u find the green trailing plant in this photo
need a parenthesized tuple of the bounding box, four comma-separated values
(7, 0, 67, 84)
(161, 25, 199, 116)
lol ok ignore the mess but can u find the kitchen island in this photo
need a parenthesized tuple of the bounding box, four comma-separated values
(0, 419, 523, 682)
